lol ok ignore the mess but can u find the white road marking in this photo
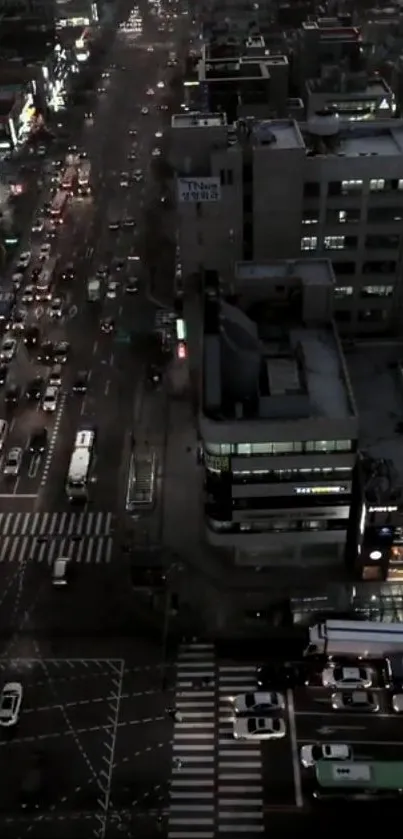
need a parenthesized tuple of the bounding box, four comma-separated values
(40, 391, 66, 487)
(287, 688, 303, 807)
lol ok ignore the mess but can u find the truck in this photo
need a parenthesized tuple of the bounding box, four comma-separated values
(87, 278, 101, 302)
(305, 619, 403, 660)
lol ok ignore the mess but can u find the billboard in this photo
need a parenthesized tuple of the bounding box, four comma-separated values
(178, 177, 221, 203)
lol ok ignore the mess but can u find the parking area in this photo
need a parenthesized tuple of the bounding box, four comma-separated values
(261, 675, 403, 812)
(0, 657, 124, 838)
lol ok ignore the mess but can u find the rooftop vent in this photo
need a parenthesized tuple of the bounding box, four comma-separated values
(308, 108, 340, 137)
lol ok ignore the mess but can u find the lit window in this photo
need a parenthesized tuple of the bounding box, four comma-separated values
(324, 236, 345, 250)
(369, 179, 385, 192)
(302, 214, 318, 226)
(398, 180, 403, 191)
(334, 286, 353, 297)
(341, 179, 362, 194)
(301, 236, 317, 251)
(361, 285, 393, 298)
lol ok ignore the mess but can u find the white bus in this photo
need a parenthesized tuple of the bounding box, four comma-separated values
(66, 429, 96, 500)
(50, 189, 69, 222)
(305, 619, 403, 660)
(78, 161, 91, 196)
(36, 257, 57, 300)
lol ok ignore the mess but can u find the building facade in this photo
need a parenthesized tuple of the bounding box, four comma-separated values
(171, 114, 403, 335)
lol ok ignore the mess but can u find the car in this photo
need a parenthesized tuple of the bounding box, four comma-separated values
(0, 682, 23, 726)
(0, 335, 17, 361)
(152, 147, 161, 158)
(141, 106, 149, 115)
(147, 87, 155, 96)
(256, 661, 309, 689)
(133, 169, 143, 182)
(72, 370, 89, 393)
(37, 340, 54, 364)
(11, 272, 24, 289)
(21, 285, 35, 305)
(129, 129, 137, 136)
(53, 341, 69, 363)
(30, 267, 40, 283)
(107, 281, 118, 299)
(24, 325, 40, 348)
(31, 217, 44, 233)
(25, 376, 44, 400)
(300, 743, 353, 769)
(28, 427, 48, 453)
(233, 691, 285, 715)
(233, 716, 286, 740)
(5, 383, 20, 405)
(20, 750, 47, 808)
(48, 364, 62, 387)
(60, 263, 74, 281)
(3, 447, 22, 476)
(322, 665, 372, 690)
(96, 264, 108, 278)
(120, 172, 129, 187)
(17, 251, 31, 270)
(147, 363, 162, 385)
(123, 217, 135, 227)
(39, 243, 51, 261)
(0, 364, 8, 385)
(42, 385, 58, 412)
(127, 151, 137, 161)
(331, 690, 379, 712)
(126, 277, 139, 293)
(157, 81, 165, 89)
(147, 45, 154, 52)
(112, 258, 125, 271)
(155, 130, 163, 139)
(49, 297, 63, 318)
(101, 317, 114, 333)
(11, 310, 26, 333)
(109, 220, 120, 230)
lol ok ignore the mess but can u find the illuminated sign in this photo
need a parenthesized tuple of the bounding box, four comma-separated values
(368, 505, 398, 513)
(205, 454, 229, 472)
(295, 485, 348, 495)
(176, 319, 186, 341)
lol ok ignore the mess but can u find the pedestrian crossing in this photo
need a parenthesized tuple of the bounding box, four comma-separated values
(0, 512, 114, 565)
(168, 642, 265, 838)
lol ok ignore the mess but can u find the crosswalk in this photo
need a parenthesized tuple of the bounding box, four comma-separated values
(168, 642, 264, 838)
(0, 512, 114, 565)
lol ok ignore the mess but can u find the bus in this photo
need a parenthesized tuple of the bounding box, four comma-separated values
(305, 619, 403, 660)
(78, 161, 91, 196)
(126, 451, 157, 511)
(61, 166, 77, 194)
(314, 760, 403, 800)
(36, 257, 57, 300)
(50, 190, 69, 222)
(66, 429, 96, 501)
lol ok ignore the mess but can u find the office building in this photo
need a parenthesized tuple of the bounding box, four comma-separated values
(199, 258, 358, 569)
(171, 113, 403, 335)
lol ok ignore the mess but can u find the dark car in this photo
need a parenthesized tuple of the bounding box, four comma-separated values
(38, 341, 54, 364)
(30, 267, 40, 283)
(256, 661, 309, 690)
(72, 370, 89, 394)
(60, 263, 74, 281)
(24, 325, 40, 347)
(126, 277, 139, 293)
(5, 383, 20, 404)
(0, 364, 8, 386)
(25, 376, 43, 401)
(20, 750, 47, 810)
(100, 317, 114, 333)
(53, 341, 70, 363)
(28, 427, 48, 453)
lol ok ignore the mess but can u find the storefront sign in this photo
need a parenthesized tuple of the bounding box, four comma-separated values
(177, 177, 221, 203)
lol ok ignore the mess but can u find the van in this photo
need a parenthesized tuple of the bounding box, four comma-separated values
(0, 420, 8, 451)
(52, 557, 69, 586)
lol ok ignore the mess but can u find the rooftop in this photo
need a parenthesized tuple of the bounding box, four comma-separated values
(203, 261, 354, 424)
(346, 344, 403, 498)
(302, 118, 403, 157)
(307, 73, 391, 97)
(171, 112, 227, 129)
(201, 58, 267, 80)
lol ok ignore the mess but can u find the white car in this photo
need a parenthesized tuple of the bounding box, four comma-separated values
(21, 285, 35, 305)
(1, 334, 17, 361)
(146, 87, 155, 96)
(49, 298, 63, 318)
(141, 106, 149, 115)
(152, 148, 161, 158)
(133, 169, 143, 182)
(0, 682, 23, 727)
(322, 666, 372, 690)
(233, 716, 286, 740)
(3, 447, 22, 477)
(157, 81, 165, 89)
(233, 692, 285, 715)
(42, 385, 58, 412)
(392, 694, 403, 713)
(300, 743, 352, 768)
(155, 130, 163, 139)
(107, 281, 118, 299)
(39, 243, 51, 261)
(17, 251, 31, 270)
(120, 172, 129, 187)
(11, 272, 24, 289)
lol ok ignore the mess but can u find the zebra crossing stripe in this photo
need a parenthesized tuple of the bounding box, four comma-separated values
(0, 511, 113, 537)
(0, 535, 113, 565)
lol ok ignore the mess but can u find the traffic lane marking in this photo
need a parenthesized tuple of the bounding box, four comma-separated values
(0, 715, 166, 746)
(297, 738, 403, 746)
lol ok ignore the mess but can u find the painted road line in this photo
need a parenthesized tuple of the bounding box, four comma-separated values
(0, 511, 113, 537)
(40, 391, 66, 487)
(287, 689, 303, 808)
